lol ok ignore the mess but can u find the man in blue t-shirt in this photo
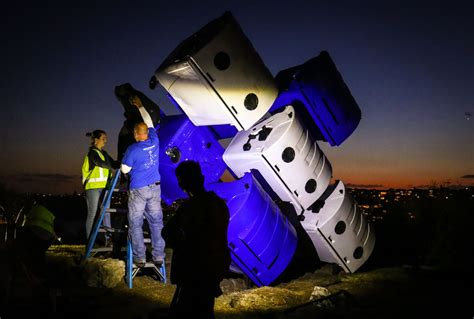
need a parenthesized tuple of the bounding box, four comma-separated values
(121, 95, 165, 267)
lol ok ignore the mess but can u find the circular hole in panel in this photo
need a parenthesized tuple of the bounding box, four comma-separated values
(305, 179, 317, 193)
(244, 93, 259, 110)
(282, 147, 295, 163)
(214, 52, 230, 70)
(353, 246, 364, 259)
(335, 221, 346, 235)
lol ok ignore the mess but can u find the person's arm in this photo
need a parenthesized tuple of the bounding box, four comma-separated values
(121, 163, 132, 174)
(104, 151, 120, 169)
(120, 147, 133, 174)
(89, 149, 115, 170)
(138, 107, 154, 129)
(130, 96, 153, 128)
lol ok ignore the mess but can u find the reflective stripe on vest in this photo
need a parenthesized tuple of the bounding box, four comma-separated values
(82, 148, 109, 189)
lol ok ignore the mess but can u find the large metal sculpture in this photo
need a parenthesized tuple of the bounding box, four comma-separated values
(144, 11, 375, 286)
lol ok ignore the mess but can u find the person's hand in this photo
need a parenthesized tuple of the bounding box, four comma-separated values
(129, 96, 143, 108)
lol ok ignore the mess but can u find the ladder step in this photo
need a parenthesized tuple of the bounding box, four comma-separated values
(106, 208, 128, 213)
(133, 261, 162, 268)
(89, 247, 113, 257)
(99, 226, 126, 233)
(131, 262, 166, 282)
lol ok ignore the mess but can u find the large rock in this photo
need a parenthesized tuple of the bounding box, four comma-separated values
(220, 286, 302, 311)
(82, 258, 125, 288)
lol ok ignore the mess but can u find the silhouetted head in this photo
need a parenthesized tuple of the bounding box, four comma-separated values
(114, 83, 134, 101)
(175, 160, 205, 196)
(86, 130, 107, 149)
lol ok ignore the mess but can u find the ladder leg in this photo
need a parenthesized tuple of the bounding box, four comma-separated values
(84, 205, 105, 259)
(126, 235, 133, 289)
(160, 259, 167, 284)
(148, 263, 166, 283)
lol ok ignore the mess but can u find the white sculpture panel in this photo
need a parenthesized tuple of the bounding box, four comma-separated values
(152, 12, 277, 130)
(301, 180, 376, 273)
(223, 105, 332, 214)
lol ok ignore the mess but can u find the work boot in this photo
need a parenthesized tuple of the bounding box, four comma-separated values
(134, 259, 146, 268)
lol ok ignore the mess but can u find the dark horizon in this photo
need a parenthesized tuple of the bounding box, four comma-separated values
(1, 179, 471, 197)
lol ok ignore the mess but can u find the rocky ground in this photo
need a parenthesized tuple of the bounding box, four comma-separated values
(1, 244, 472, 319)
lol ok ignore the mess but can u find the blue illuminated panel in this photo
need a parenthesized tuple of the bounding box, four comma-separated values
(208, 173, 298, 286)
(159, 114, 227, 205)
(270, 51, 361, 146)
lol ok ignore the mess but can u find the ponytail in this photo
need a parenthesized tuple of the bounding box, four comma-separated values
(86, 130, 106, 145)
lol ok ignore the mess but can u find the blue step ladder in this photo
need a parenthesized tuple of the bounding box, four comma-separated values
(126, 235, 167, 288)
(84, 170, 123, 259)
(83, 170, 167, 288)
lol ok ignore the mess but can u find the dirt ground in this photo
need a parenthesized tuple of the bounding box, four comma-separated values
(1, 245, 472, 319)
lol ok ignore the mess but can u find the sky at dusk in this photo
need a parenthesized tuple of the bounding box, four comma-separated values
(1, 0, 472, 194)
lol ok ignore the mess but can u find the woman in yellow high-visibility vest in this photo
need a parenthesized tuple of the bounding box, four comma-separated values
(82, 130, 119, 241)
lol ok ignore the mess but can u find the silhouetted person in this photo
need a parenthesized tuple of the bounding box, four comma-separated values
(162, 160, 231, 319)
